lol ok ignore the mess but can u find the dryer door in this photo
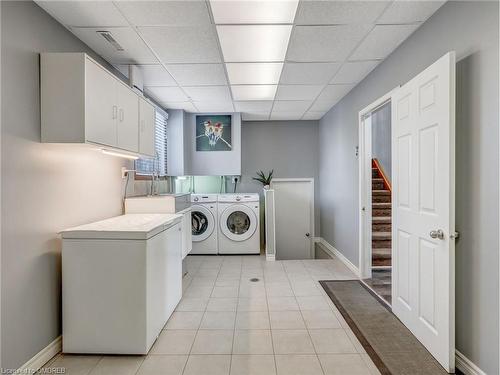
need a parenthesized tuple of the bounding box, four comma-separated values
(191, 205, 215, 242)
(220, 204, 257, 242)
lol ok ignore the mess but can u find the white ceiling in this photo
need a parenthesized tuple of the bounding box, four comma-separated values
(36, 0, 445, 121)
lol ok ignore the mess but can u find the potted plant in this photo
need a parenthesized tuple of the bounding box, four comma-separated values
(253, 170, 274, 190)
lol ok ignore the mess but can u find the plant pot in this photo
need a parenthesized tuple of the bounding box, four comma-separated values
(263, 185, 270, 190)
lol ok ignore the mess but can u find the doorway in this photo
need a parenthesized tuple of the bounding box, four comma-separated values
(271, 178, 314, 260)
(359, 97, 393, 305)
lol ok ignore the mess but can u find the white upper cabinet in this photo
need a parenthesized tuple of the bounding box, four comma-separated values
(85, 59, 118, 147)
(116, 82, 139, 152)
(41, 53, 154, 157)
(139, 97, 155, 157)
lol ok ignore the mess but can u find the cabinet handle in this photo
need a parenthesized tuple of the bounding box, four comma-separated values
(119, 108, 124, 122)
(112, 105, 117, 119)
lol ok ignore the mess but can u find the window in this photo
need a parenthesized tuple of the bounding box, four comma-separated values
(135, 108, 168, 176)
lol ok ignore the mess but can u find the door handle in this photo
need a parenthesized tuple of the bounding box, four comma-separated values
(112, 105, 117, 119)
(305, 233, 310, 238)
(119, 109, 124, 122)
(429, 229, 445, 240)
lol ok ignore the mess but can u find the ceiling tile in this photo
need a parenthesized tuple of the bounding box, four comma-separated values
(302, 111, 326, 120)
(145, 86, 188, 102)
(161, 101, 198, 112)
(194, 102, 235, 112)
(210, 0, 299, 24)
(242, 112, 270, 121)
(310, 84, 354, 111)
(377, 1, 445, 24)
(217, 25, 292, 62)
(138, 26, 221, 63)
(280, 62, 340, 85)
(270, 111, 306, 120)
(315, 84, 354, 103)
(71, 27, 158, 64)
(231, 85, 277, 101)
(330, 61, 380, 84)
(167, 64, 227, 86)
(273, 100, 312, 112)
(138, 65, 177, 86)
(226, 63, 283, 85)
(183, 86, 232, 102)
(234, 101, 274, 112)
(287, 25, 372, 62)
(349, 24, 419, 61)
(116, 1, 211, 26)
(275, 85, 323, 101)
(295, 1, 390, 25)
(36, 1, 128, 27)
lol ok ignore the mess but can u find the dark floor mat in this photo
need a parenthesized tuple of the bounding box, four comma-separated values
(320, 280, 454, 375)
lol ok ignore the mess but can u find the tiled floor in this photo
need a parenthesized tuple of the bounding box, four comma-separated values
(43, 255, 381, 375)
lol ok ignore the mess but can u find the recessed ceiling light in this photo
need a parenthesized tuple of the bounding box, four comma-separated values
(217, 25, 292, 62)
(226, 63, 283, 85)
(231, 85, 277, 101)
(210, 0, 299, 24)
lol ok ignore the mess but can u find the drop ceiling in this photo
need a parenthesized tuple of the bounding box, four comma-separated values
(36, 0, 445, 121)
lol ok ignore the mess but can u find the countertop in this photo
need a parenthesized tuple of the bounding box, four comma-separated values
(60, 213, 182, 240)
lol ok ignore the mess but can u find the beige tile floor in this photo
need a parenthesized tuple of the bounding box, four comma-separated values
(42, 255, 381, 375)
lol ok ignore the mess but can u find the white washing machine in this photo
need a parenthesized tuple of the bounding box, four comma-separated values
(190, 194, 218, 255)
(217, 194, 260, 254)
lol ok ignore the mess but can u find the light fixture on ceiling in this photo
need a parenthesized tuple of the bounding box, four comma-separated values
(102, 149, 139, 160)
(210, 0, 299, 24)
(216, 25, 292, 62)
(226, 63, 283, 85)
(96, 30, 124, 51)
(231, 85, 277, 101)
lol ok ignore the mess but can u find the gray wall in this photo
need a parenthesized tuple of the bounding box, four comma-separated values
(371, 103, 391, 180)
(318, 2, 498, 373)
(1, 2, 132, 369)
(238, 121, 320, 237)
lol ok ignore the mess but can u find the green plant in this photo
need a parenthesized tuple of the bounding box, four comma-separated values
(253, 170, 274, 186)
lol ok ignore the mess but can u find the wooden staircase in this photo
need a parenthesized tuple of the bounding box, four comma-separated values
(372, 159, 391, 267)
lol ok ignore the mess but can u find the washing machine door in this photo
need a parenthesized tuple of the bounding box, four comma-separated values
(191, 205, 215, 242)
(220, 204, 257, 242)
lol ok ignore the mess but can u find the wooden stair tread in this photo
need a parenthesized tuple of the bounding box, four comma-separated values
(372, 190, 391, 195)
(373, 232, 391, 239)
(372, 202, 391, 207)
(372, 216, 391, 223)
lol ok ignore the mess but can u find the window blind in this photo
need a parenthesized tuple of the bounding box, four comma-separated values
(135, 108, 168, 176)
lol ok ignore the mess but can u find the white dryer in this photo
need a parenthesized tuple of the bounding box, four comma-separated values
(191, 194, 218, 255)
(217, 194, 260, 254)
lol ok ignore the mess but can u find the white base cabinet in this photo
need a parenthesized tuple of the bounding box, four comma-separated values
(62, 216, 182, 354)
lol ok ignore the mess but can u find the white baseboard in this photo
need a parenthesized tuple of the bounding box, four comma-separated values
(316, 237, 360, 278)
(456, 350, 486, 375)
(17, 336, 61, 374)
(266, 254, 275, 261)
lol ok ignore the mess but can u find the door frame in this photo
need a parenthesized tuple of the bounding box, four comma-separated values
(270, 178, 315, 259)
(358, 89, 398, 280)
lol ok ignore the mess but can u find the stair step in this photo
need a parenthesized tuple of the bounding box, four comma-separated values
(373, 232, 391, 239)
(373, 248, 391, 255)
(373, 202, 391, 208)
(372, 216, 391, 223)
(373, 259, 392, 267)
(372, 190, 391, 195)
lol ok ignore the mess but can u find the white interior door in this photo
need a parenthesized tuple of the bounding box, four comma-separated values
(271, 179, 314, 260)
(392, 52, 456, 372)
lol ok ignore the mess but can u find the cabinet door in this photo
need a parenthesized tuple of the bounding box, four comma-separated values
(139, 98, 155, 157)
(85, 59, 117, 147)
(182, 211, 192, 258)
(165, 223, 183, 315)
(116, 82, 139, 152)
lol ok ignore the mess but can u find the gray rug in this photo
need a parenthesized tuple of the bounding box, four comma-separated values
(320, 280, 454, 375)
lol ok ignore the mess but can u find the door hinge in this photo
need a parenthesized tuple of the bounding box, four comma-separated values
(450, 231, 460, 240)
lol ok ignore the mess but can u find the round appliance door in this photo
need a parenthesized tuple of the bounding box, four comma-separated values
(191, 205, 215, 242)
(220, 204, 257, 242)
